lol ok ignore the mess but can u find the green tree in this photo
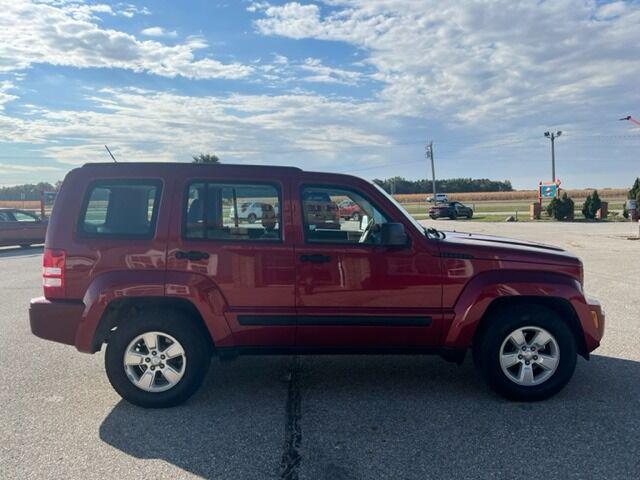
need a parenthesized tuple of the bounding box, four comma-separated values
(582, 190, 602, 220)
(372, 177, 513, 194)
(192, 153, 220, 164)
(546, 192, 574, 221)
(623, 177, 640, 218)
(0, 182, 56, 201)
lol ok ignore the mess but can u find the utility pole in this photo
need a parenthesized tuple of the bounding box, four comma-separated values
(425, 141, 437, 199)
(543, 131, 562, 182)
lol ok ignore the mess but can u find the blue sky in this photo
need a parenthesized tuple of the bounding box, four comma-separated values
(0, 0, 639, 188)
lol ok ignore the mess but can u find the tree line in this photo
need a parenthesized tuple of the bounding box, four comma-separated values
(0, 182, 60, 201)
(373, 177, 513, 194)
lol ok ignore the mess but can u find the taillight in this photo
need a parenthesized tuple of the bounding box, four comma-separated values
(43, 248, 66, 299)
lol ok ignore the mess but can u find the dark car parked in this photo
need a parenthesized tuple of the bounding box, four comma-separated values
(0, 208, 47, 247)
(429, 201, 474, 220)
(29, 163, 603, 407)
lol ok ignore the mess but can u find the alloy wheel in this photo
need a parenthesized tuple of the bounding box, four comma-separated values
(123, 331, 187, 392)
(499, 326, 560, 386)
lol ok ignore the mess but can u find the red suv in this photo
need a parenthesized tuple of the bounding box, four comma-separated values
(30, 163, 604, 407)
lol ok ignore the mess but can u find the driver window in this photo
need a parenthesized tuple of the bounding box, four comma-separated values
(13, 211, 37, 222)
(301, 186, 388, 244)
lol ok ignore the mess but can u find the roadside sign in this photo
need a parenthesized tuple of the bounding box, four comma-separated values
(538, 180, 561, 202)
(540, 184, 558, 198)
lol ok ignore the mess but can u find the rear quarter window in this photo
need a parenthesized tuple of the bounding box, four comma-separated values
(78, 180, 161, 238)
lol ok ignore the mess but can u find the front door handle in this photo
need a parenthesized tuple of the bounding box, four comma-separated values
(300, 254, 331, 264)
(176, 250, 210, 261)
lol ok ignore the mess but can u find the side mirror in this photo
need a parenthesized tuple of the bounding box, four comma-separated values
(381, 222, 408, 246)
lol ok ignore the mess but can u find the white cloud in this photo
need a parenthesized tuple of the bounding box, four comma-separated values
(300, 57, 362, 85)
(0, 162, 61, 173)
(0, 87, 391, 169)
(246, 1, 270, 13)
(0, 81, 18, 111)
(254, 1, 640, 127)
(141, 26, 178, 38)
(0, 0, 252, 80)
(118, 3, 151, 18)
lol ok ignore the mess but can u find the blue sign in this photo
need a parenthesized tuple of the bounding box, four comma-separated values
(540, 184, 558, 198)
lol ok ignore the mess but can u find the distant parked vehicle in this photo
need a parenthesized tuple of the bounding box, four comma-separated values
(229, 201, 279, 223)
(337, 199, 364, 221)
(302, 190, 341, 229)
(0, 209, 47, 247)
(429, 202, 474, 220)
(427, 193, 449, 203)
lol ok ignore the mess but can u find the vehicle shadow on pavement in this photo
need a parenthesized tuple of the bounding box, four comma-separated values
(0, 246, 43, 258)
(99, 353, 640, 480)
(100, 355, 292, 480)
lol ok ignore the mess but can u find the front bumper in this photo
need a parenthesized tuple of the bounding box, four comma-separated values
(29, 297, 84, 347)
(582, 297, 605, 353)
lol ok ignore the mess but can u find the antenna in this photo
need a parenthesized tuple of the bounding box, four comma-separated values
(104, 145, 118, 163)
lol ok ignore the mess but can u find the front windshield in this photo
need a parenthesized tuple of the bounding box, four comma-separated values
(371, 182, 426, 235)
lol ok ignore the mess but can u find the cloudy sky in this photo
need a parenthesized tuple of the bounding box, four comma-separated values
(0, 0, 639, 188)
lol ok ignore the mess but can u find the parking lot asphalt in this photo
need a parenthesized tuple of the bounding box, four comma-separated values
(1, 221, 639, 479)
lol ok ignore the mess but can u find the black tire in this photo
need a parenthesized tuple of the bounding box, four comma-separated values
(247, 213, 257, 223)
(474, 304, 577, 401)
(105, 308, 211, 408)
(467, 211, 473, 219)
(351, 212, 361, 222)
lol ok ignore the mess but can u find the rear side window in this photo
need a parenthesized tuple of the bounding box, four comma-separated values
(79, 181, 161, 238)
(184, 182, 281, 241)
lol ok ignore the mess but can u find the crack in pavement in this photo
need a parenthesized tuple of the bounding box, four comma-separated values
(280, 355, 302, 480)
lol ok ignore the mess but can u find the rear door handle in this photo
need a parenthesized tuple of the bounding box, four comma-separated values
(176, 250, 210, 261)
(300, 254, 331, 264)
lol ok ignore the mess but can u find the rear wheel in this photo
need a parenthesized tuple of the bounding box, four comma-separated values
(105, 309, 211, 408)
(467, 211, 473, 219)
(247, 213, 257, 223)
(475, 304, 577, 401)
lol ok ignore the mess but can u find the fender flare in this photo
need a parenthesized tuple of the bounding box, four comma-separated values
(443, 270, 587, 350)
(75, 270, 232, 352)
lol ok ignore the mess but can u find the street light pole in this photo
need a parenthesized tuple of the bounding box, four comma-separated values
(426, 141, 436, 199)
(544, 131, 562, 182)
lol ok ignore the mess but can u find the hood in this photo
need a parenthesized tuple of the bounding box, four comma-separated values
(438, 230, 581, 267)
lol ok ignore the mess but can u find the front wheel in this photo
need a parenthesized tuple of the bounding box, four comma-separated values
(475, 305, 577, 401)
(105, 309, 211, 408)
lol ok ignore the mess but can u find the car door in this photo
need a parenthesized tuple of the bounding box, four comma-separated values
(12, 210, 46, 244)
(166, 174, 297, 347)
(293, 177, 443, 348)
(0, 211, 21, 246)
